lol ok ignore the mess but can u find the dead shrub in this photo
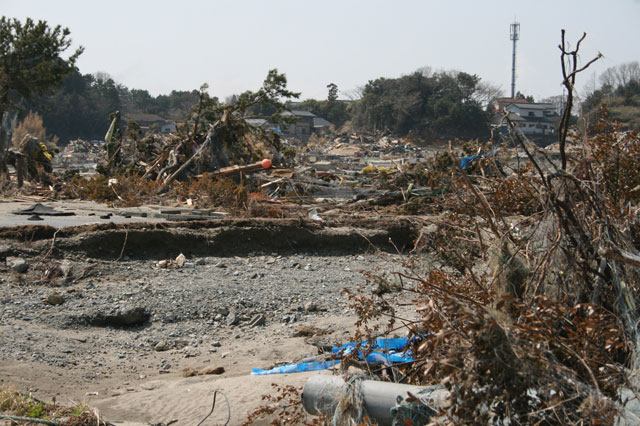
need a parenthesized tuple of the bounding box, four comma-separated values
(177, 174, 246, 209)
(488, 167, 543, 216)
(12, 111, 59, 149)
(243, 384, 324, 426)
(325, 34, 639, 425)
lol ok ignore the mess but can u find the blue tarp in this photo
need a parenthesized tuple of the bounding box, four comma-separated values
(251, 360, 340, 375)
(250, 337, 414, 376)
(459, 154, 486, 170)
(460, 147, 500, 170)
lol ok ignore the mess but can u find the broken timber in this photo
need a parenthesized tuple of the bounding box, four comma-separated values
(209, 161, 265, 178)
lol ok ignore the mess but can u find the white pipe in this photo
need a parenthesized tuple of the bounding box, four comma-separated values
(302, 374, 448, 425)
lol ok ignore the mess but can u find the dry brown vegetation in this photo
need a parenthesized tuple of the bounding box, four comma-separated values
(337, 98, 640, 426)
(244, 34, 640, 426)
(11, 111, 59, 149)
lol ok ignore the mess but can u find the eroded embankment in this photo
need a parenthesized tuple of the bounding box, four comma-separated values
(0, 217, 420, 259)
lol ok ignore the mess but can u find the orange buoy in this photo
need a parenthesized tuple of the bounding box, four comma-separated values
(261, 158, 272, 169)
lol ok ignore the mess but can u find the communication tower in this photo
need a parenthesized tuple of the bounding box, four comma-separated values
(510, 21, 520, 98)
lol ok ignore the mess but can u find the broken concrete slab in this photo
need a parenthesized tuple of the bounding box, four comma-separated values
(12, 203, 75, 216)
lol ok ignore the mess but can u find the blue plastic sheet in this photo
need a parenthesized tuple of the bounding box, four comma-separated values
(460, 147, 499, 170)
(334, 337, 414, 364)
(460, 154, 486, 169)
(250, 337, 414, 375)
(251, 359, 340, 375)
(332, 337, 409, 352)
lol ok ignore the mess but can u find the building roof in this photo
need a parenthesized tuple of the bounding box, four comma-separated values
(282, 110, 317, 117)
(495, 97, 529, 104)
(313, 117, 333, 128)
(507, 102, 555, 111)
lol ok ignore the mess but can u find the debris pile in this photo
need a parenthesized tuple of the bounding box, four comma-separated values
(245, 38, 640, 425)
(54, 139, 103, 171)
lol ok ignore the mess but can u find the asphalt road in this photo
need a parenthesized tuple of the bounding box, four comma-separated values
(0, 200, 166, 228)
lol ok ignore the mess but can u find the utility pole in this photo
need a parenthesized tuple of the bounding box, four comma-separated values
(510, 21, 520, 98)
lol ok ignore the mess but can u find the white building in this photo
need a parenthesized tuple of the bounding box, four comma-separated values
(492, 98, 559, 136)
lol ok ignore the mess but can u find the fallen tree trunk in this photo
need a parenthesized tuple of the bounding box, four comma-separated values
(159, 118, 221, 191)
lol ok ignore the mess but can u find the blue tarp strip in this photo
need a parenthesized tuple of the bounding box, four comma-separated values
(251, 359, 340, 375)
(460, 154, 486, 169)
(250, 337, 414, 375)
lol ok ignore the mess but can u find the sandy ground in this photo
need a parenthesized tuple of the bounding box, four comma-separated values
(1, 315, 355, 426)
(0, 202, 418, 426)
(1, 284, 363, 426)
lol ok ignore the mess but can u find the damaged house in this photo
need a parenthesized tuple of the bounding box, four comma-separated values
(492, 98, 560, 137)
(245, 110, 333, 141)
(280, 110, 332, 140)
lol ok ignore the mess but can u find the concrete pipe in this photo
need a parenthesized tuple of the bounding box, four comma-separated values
(301, 374, 448, 426)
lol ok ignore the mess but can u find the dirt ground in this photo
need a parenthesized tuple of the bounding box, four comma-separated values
(1, 314, 355, 426)
(0, 207, 423, 426)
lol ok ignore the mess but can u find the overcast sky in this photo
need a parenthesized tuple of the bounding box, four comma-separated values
(2, 0, 639, 102)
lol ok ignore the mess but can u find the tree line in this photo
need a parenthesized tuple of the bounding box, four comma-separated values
(0, 15, 505, 146)
(348, 69, 498, 139)
(583, 61, 640, 129)
(12, 15, 637, 151)
(27, 70, 201, 143)
(29, 67, 504, 144)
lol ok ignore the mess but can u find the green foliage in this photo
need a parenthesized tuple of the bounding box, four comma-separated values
(71, 404, 85, 417)
(247, 81, 348, 128)
(326, 82, 338, 102)
(126, 120, 140, 140)
(182, 69, 299, 170)
(583, 61, 640, 130)
(350, 70, 490, 139)
(515, 90, 535, 103)
(24, 401, 47, 418)
(30, 71, 201, 144)
(0, 386, 105, 426)
(280, 146, 296, 167)
(0, 16, 83, 118)
(237, 69, 300, 125)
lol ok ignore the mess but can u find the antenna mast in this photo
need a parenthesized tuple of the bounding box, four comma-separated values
(510, 21, 520, 98)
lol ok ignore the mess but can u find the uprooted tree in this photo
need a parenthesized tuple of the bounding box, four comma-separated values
(99, 69, 300, 192)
